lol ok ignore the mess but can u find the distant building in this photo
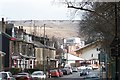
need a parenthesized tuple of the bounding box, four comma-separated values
(61, 37, 85, 67)
(63, 37, 85, 56)
(75, 40, 102, 68)
(64, 53, 84, 67)
(64, 37, 85, 47)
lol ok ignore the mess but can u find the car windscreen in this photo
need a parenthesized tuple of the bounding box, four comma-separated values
(8, 73, 13, 77)
(1, 73, 7, 79)
(50, 70, 58, 72)
(32, 72, 44, 75)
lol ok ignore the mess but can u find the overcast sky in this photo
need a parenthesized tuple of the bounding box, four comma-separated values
(0, 0, 83, 20)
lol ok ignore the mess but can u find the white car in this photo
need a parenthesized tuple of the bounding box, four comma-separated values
(80, 70, 89, 76)
(86, 66, 93, 70)
(31, 71, 46, 79)
(92, 66, 99, 70)
(64, 67, 73, 74)
(0, 71, 16, 80)
(79, 66, 87, 70)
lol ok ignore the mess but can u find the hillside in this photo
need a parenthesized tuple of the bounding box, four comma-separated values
(9, 20, 81, 39)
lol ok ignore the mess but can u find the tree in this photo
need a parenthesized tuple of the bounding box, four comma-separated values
(59, 0, 120, 45)
(81, 2, 116, 43)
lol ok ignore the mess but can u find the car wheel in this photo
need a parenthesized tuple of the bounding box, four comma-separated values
(57, 75, 59, 77)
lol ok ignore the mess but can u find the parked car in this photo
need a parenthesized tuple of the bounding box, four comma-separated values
(86, 66, 93, 70)
(57, 69, 63, 77)
(60, 68, 71, 75)
(50, 69, 59, 77)
(80, 70, 89, 76)
(92, 66, 99, 70)
(14, 72, 32, 80)
(31, 71, 46, 79)
(64, 67, 73, 74)
(60, 68, 67, 75)
(72, 67, 78, 72)
(0, 71, 16, 80)
(79, 66, 87, 70)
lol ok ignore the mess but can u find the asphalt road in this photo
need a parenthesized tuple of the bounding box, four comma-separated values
(46, 69, 100, 80)
(61, 69, 99, 78)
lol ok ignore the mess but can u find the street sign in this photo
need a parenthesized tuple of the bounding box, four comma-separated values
(98, 53, 106, 62)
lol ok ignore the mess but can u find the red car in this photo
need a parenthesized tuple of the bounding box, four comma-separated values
(57, 69, 63, 77)
(50, 69, 59, 77)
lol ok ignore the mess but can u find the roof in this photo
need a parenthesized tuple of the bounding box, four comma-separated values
(65, 53, 84, 61)
(19, 53, 36, 59)
(34, 41, 56, 50)
(0, 32, 12, 39)
(33, 41, 46, 48)
(48, 46, 56, 50)
(74, 40, 102, 52)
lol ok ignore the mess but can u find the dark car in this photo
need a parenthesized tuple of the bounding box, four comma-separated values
(60, 68, 67, 75)
(80, 70, 89, 76)
(60, 68, 71, 75)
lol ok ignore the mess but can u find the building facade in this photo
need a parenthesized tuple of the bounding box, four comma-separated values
(63, 37, 85, 56)
(75, 41, 102, 68)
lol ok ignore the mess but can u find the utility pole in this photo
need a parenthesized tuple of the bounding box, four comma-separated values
(30, 20, 32, 34)
(43, 24, 46, 74)
(33, 20, 36, 36)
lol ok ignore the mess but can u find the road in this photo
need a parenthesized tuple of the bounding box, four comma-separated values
(61, 69, 99, 78)
(47, 69, 100, 80)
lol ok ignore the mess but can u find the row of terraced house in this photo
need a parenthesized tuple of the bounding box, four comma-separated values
(0, 18, 102, 72)
(0, 18, 58, 71)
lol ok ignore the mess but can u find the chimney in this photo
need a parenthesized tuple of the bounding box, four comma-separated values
(2, 18, 5, 32)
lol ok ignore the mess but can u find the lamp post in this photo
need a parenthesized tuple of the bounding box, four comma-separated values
(110, 2, 120, 80)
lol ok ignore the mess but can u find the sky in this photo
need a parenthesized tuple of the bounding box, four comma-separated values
(0, 0, 82, 20)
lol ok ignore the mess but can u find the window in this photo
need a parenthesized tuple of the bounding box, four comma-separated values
(91, 54, 93, 57)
